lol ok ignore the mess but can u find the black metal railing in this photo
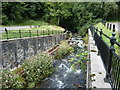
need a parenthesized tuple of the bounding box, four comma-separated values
(2, 28, 65, 40)
(90, 25, 120, 89)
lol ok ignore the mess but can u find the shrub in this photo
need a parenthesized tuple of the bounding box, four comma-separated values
(23, 53, 54, 84)
(54, 41, 74, 59)
(2, 53, 54, 88)
(2, 70, 25, 88)
(78, 18, 102, 37)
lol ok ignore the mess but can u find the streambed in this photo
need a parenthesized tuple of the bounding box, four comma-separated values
(40, 37, 87, 88)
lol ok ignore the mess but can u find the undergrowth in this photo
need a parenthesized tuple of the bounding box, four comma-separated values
(2, 53, 54, 88)
(54, 41, 74, 59)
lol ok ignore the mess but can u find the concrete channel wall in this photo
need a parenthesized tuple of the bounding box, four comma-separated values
(0, 34, 67, 69)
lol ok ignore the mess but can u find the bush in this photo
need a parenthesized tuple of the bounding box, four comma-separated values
(23, 53, 54, 84)
(78, 18, 102, 37)
(2, 53, 54, 88)
(2, 70, 25, 88)
(54, 41, 74, 59)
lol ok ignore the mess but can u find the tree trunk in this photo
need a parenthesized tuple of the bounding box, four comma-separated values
(58, 16, 60, 25)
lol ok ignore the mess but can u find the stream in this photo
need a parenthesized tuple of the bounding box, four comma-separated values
(40, 37, 86, 88)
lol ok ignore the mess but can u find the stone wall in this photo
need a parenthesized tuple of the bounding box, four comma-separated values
(1, 34, 67, 69)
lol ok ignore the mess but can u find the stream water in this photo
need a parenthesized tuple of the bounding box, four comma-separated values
(40, 37, 86, 88)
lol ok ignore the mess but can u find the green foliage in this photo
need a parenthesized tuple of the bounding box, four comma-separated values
(103, 2, 118, 21)
(2, 70, 25, 88)
(70, 50, 88, 71)
(23, 53, 54, 85)
(78, 18, 102, 37)
(78, 23, 89, 37)
(83, 34, 88, 44)
(2, 2, 120, 36)
(54, 41, 74, 59)
(2, 53, 54, 88)
(2, 14, 8, 25)
(43, 2, 72, 25)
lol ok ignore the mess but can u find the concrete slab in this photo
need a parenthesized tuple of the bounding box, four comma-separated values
(88, 29, 111, 88)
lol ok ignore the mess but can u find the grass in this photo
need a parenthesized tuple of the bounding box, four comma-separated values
(1, 29, 64, 40)
(94, 22, 120, 55)
(1, 20, 65, 40)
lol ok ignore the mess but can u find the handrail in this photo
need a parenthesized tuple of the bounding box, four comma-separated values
(90, 25, 120, 48)
(90, 24, 120, 89)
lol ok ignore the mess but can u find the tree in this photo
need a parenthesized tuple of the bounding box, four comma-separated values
(42, 2, 72, 25)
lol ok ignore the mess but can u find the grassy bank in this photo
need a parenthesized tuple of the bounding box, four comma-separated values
(94, 22, 120, 55)
(1, 20, 65, 40)
(2, 29, 64, 40)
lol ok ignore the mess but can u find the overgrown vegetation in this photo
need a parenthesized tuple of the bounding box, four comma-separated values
(68, 49, 88, 72)
(54, 41, 74, 59)
(2, 53, 54, 88)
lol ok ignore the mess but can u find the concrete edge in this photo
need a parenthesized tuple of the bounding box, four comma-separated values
(86, 29, 92, 88)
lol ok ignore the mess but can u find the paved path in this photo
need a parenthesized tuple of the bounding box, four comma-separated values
(106, 22, 120, 33)
(88, 29, 111, 88)
(0, 25, 34, 33)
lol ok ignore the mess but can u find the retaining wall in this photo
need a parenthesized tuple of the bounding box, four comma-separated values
(0, 34, 67, 69)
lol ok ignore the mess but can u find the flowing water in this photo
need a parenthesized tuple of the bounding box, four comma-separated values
(40, 37, 86, 88)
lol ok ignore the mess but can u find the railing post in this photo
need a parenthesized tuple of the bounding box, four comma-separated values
(96, 27, 98, 32)
(5, 28, 9, 39)
(37, 30, 39, 36)
(29, 30, 31, 37)
(90, 25, 94, 36)
(19, 30, 21, 38)
(107, 23, 109, 29)
(48, 29, 49, 35)
(110, 24, 112, 30)
(105, 32, 116, 82)
(113, 24, 115, 32)
(100, 29, 103, 38)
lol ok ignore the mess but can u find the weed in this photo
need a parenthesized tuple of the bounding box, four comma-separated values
(54, 41, 74, 59)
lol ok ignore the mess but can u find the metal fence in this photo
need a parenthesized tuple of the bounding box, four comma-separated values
(90, 25, 120, 89)
(2, 28, 64, 40)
